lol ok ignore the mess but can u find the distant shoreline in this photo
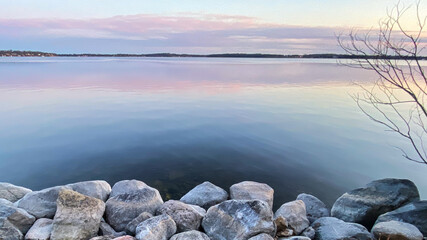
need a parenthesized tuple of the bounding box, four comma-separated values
(1, 50, 426, 60)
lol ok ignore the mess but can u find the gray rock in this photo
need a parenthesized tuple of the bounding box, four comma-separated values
(99, 221, 126, 237)
(188, 204, 207, 218)
(170, 230, 211, 240)
(248, 233, 275, 240)
(0, 217, 23, 240)
(230, 181, 274, 210)
(0, 183, 32, 203)
(331, 178, 419, 228)
(180, 182, 228, 209)
(0, 199, 13, 207)
(371, 220, 423, 240)
(50, 189, 105, 240)
(125, 212, 153, 235)
(0, 202, 35, 234)
(301, 226, 315, 239)
(25, 218, 53, 240)
(156, 200, 206, 232)
(202, 199, 275, 240)
(297, 194, 329, 223)
(17, 186, 71, 219)
(67, 180, 111, 202)
(105, 180, 163, 232)
(113, 236, 137, 240)
(278, 237, 311, 240)
(274, 200, 309, 235)
(89, 237, 112, 240)
(375, 201, 427, 236)
(135, 214, 176, 240)
(312, 217, 373, 240)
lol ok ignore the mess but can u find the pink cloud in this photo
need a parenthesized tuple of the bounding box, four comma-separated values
(0, 14, 280, 39)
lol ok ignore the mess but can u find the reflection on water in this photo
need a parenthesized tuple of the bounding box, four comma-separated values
(0, 57, 425, 208)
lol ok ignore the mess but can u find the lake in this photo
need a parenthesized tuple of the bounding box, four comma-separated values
(0, 57, 425, 209)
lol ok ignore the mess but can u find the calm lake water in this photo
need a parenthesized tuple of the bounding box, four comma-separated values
(0, 57, 425, 208)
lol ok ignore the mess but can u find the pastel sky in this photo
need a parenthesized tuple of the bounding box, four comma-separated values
(0, 0, 424, 54)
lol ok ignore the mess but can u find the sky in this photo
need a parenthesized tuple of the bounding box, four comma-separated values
(0, 0, 424, 54)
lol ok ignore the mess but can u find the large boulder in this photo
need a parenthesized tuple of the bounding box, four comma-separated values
(66, 180, 111, 201)
(0, 202, 35, 234)
(230, 181, 274, 210)
(135, 214, 177, 240)
(106, 180, 163, 232)
(202, 199, 275, 240)
(371, 220, 423, 240)
(25, 218, 53, 240)
(17, 186, 71, 218)
(105, 180, 163, 232)
(331, 178, 419, 228)
(156, 200, 206, 232)
(274, 200, 309, 235)
(0, 217, 23, 240)
(170, 230, 211, 240)
(180, 182, 228, 209)
(0, 183, 31, 203)
(297, 193, 329, 224)
(312, 217, 373, 240)
(375, 200, 427, 236)
(248, 233, 275, 240)
(50, 189, 105, 240)
(125, 212, 153, 235)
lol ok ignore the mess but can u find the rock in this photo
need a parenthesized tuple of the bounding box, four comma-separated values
(114, 236, 136, 240)
(105, 180, 163, 232)
(274, 200, 309, 235)
(275, 216, 293, 237)
(156, 200, 206, 232)
(301, 226, 315, 239)
(278, 237, 311, 240)
(170, 230, 211, 240)
(135, 214, 176, 240)
(17, 186, 71, 218)
(296, 193, 329, 223)
(125, 212, 153, 235)
(230, 181, 274, 210)
(331, 178, 419, 228)
(0, 217, 23, 240)
(180, 181, 228, 209)
(312, 217, 373, 240)
(67, 180, 111, 201)
(0, 199, 13, 207)
(371, 220, 423, 240)
(99, 221, 126, 237)
(0, 202, 35, 234)
(90, 237, 112, 240)
(202, 199, 275, 240)
(0, 183, 32, 203)
(248, 233, 275, 240)
(25, 218, 53, 240)
(375, 201, 427, 236)
(50, 189, 105, 240)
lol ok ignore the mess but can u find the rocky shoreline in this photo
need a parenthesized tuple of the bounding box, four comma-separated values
(0, 178, 425, 240)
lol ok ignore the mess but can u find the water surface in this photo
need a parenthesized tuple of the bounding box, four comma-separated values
(0, 57, 425, 208)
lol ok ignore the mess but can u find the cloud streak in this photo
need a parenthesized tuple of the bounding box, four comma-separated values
(0, 14, 344, 54)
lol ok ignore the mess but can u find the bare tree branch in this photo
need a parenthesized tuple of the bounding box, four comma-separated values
(338, 0, 427, 165)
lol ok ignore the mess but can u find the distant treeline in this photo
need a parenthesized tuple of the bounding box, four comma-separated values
(1, 50, 426, 60)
